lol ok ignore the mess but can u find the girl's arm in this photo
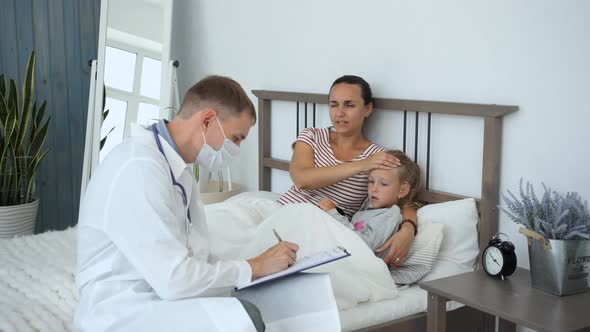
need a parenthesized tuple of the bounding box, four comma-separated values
(319, 197, 352, 226)
(376, 206, 417, 266)
(290, 142, 398, 190)
(357, 214, 400, 252)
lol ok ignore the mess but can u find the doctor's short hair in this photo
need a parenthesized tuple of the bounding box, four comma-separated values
(178, 75, 256, 124)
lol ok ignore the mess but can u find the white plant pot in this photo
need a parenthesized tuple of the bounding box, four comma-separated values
(0, 199, 39, 238)
(200, 181, 241, 205)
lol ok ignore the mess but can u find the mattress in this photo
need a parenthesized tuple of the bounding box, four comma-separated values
(341, 285, 427, 331)
(341, 285, 464, 331)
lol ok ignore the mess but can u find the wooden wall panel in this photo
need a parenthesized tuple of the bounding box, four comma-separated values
(0, 0, 101, 232)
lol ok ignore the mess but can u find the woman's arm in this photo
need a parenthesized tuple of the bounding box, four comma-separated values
(290, 142, 398, 190)
(376, 206, 417, 267)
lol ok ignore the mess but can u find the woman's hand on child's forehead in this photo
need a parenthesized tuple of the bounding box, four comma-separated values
(360, 152, 401, 173)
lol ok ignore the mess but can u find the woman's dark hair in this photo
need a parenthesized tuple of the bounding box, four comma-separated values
(330, 75, 374, 106)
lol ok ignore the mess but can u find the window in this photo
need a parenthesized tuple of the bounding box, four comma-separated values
(100, 45, 162, 161)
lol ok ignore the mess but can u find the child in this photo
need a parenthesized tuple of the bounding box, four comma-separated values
(319, 150, 420, 253)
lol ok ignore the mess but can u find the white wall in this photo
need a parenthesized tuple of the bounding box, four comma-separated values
(171, 2, 590, 329)
(108, 0, 163, 44)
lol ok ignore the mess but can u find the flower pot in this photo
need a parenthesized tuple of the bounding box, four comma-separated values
(0, 199, 39, 238)
(522, 229, 590, 296)
(200, 181, 242, 205)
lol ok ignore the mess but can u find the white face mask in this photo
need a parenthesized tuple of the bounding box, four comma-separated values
(196, 116, 240, 172)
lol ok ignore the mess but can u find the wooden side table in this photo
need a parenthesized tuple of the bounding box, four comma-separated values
(420, 268, 590, 332)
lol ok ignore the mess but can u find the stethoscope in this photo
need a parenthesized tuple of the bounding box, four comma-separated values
(151, 125, 193, 256)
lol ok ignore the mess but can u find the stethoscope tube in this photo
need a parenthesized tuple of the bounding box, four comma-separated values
(151, 125, 193, 256)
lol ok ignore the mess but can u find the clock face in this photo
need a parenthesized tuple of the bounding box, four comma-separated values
(484, 246, 504, 275)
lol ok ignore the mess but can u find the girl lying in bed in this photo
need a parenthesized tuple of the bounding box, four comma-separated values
(238, 150, 432, 309)
(318, 150, 420, 263)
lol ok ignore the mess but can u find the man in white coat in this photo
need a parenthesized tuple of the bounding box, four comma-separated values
(75, 76, 299, 331)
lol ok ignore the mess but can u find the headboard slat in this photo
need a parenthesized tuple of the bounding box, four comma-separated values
(263, 158, 289, 172)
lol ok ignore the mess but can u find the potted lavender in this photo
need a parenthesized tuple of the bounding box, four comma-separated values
(500, 180, 590, 295)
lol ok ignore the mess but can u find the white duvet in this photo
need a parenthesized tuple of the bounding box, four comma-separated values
(207, 192, 398, 310)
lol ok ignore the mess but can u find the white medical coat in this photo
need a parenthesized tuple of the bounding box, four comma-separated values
(75, 127, 256, 331)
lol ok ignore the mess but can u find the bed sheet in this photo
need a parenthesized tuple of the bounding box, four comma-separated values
(341, 285, 426, 331)
(340, 285, 463, 331)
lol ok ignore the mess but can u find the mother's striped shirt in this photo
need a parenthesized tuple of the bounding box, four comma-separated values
(277, 127, 384, 219)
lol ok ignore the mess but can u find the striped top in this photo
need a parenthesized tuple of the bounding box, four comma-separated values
(277, 127, 384, 218)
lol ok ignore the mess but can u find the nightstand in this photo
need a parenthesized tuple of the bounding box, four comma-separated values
(420, 268, 590, 332)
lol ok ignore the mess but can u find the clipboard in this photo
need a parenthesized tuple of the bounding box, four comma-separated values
(236, 246, 350, 291)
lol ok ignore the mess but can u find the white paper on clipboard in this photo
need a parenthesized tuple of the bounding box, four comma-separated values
(236, 246, 350, 291)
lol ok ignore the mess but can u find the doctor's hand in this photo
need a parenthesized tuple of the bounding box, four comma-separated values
(247, 241, 299, 280)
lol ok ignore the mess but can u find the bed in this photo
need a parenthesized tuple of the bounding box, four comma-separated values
(251, 89, 518, 331)
(0, 90, 517, 332)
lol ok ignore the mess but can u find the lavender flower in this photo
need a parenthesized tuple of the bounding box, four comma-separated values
(499, 180, 590, 240)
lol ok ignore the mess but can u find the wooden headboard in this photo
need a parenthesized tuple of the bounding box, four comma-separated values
(252, 90, 518, 254)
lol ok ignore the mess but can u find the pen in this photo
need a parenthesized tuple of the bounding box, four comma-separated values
(273, 228, 283, 242)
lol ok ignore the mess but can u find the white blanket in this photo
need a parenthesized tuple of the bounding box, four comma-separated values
(207, 194, 398, 310)
(0, 228, 78, 332)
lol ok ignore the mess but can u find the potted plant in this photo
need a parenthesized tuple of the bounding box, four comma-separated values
(194, 166, 241, 205)
(0, 51, 50, 238)
(500, 179, 590, 295)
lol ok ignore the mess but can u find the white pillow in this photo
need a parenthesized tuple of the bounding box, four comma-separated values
(417, 198, 480, 269)
(387, 222, 444, 284)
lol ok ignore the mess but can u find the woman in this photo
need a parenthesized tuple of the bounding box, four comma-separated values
(277, 75, 418, 267)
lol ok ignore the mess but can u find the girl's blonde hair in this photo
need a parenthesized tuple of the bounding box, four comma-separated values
(386, 150, 421, 208)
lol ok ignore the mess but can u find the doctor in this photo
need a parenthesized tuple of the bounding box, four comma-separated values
(76, 76, 299, 332)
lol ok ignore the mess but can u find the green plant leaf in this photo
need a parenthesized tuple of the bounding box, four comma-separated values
(3, 147, 18, 205)
(30, 101, 46, 146)
(16, 95, 34, 155)
(0, 93, 9, 137)
(0, 75, 5, 98)
(0, 144, 10, 204)
(27, 117, 50, 159)
(30, 102, 37, 132)
(99, 126, 114, 150)
(194, 164, 199, 182)
(26, 149, 49, 202)
(7, 79, 18, 121)
(5, 103, 18, 146)
(12, 52, 36, 156)
(21, 52, 35, 118)
(218, 170, 223, 192)
(33, 101, 46, 133)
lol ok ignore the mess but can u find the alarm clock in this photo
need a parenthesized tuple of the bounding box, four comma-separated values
(482, 233, 517, 279)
